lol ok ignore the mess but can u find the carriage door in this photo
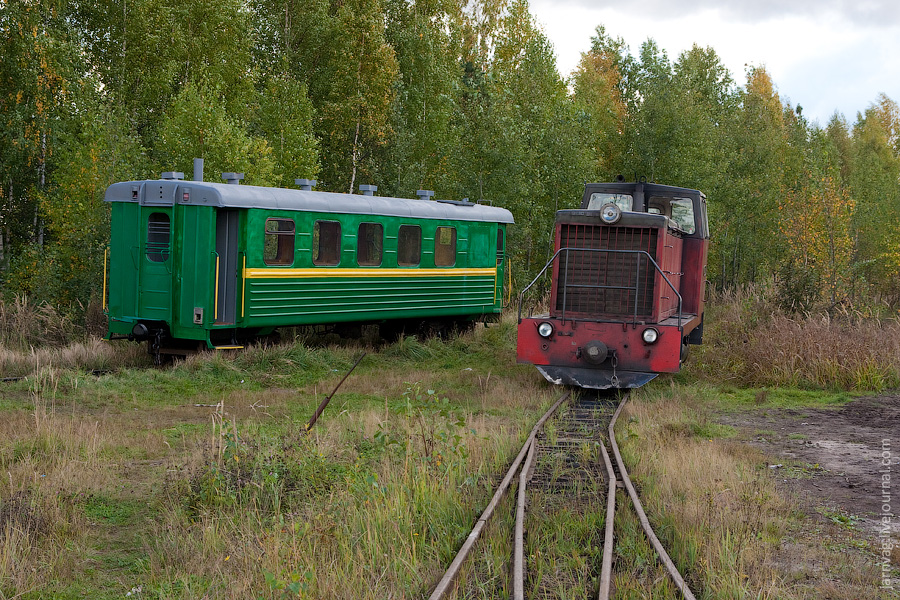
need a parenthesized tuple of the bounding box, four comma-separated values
(215, 210, 240, 324)
(138, 207, 174, 321)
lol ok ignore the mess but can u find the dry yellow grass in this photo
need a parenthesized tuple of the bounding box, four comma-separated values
(616, 387, 890, 598)
(694, 287, 900, 390)
(0, 338, 149, 378)
(0, 317, 563, 598)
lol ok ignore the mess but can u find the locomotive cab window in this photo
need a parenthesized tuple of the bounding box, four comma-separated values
(588, 193, 632, 211)
(646, 196, 696, 234)
(434, 227, 457, 266)
(146, 212, 171, 262)
(264, 218, 295, 265)
(397, 225, 421, 266)
(357, 222, 383, 266)
(668, 197, 696, 234)
(313, 221, 342, 265)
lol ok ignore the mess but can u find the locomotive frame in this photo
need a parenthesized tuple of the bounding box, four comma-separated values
(104, 173, 513, 358)
(516, 179, 709, 389)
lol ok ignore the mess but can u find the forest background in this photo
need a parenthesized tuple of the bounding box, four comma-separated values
(2, 0, 899, 323)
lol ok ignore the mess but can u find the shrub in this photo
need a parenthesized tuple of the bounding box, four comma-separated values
(693, 286, 900, 391)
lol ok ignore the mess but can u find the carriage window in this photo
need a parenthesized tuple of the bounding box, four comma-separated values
(434, 227, 456, 266)
(147, 213, 171, 262)
(669, 198, 696, 234)
(357, 222, 383, 266)
(264, 218, 295, 265)
(313, 221, 341, 265)
(397, 225, 421, 266)
(588, 193, 633, 211)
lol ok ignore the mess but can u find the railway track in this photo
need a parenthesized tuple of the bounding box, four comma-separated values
(429, 391, 697, 600)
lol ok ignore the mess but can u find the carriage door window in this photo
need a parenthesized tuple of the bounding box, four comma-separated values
(434, 227, 456, 266)
(496, 228, 505, 265)
(146, 213, 171, 262)
(357, 222, 383, 266)
(264, 218, 295, 265)
(397, 225, 421, 266)
(313, 221, 341, 265)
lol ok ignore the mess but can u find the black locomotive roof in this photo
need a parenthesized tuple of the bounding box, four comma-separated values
(581, 181, 705, 201)
(105, 180, 514, 224)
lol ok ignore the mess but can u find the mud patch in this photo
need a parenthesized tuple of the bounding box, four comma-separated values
(720, 394, 900, 539)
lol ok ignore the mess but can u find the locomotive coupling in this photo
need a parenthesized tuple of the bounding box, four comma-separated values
(581, 341, 609, 365)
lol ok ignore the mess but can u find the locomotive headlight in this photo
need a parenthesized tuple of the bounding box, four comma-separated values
(537, 322, 554, 338)
(642, 327, 660, 344)
(599, 202, 622, 224)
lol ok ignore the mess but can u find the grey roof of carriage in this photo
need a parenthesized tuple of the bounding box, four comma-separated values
(105, 180, 515, 224)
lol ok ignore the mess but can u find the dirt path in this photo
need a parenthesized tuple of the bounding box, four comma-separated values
(720, 394, 900, 538)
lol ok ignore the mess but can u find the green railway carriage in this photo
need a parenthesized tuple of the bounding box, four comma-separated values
(104, 174, 514, 357)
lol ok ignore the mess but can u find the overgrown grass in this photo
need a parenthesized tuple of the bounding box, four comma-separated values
(0, 295, 107, 348)
(614, 385, 891, 598)
(690, 286, 900, 391)
(0, 296, 147, 378)
(3, 291, 898, 598)
(0, 318, 560, 599)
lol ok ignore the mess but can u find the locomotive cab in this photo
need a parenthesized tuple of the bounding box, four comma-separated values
(517, 180, 709, 389)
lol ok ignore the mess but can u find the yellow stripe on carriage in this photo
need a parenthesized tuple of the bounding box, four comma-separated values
(242, 267, 497, 280)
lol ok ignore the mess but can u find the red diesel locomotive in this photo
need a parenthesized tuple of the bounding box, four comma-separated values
(517, 179, 709, 389)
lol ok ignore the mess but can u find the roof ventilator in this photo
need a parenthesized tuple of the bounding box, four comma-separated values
(193, 158, 204, 182)
(359, 184, 377, 196)
(160, 172, 184, 180)
(222, 172, 244, 185)
(295, 179, 317, 191)
(417, 190, 435, 201)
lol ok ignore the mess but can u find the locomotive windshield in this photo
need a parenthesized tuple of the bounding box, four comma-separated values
(587, 193, 632, 211)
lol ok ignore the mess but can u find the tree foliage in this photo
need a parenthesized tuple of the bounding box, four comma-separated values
(1, 0, 899, 315)
(156, 79, 276, 186)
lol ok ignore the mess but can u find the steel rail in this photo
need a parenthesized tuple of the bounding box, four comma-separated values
(427, 391, 570, 600)
(608, 396, 697, 600)
(513, 437, 538, 600)
(596, 427, 618, 600)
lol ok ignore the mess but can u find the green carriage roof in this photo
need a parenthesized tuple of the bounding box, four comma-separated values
(105, 180, 515, 224)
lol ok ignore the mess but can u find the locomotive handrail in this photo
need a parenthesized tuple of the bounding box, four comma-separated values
(517, 247, 683, 328)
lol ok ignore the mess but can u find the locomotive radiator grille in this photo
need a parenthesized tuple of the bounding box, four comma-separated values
(554, 224, 658, 318)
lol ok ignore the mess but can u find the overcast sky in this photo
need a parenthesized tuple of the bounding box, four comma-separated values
(529, 0, 900, 126)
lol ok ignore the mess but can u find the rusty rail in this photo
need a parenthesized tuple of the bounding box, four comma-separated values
(305, 352, 366, 431)
(608, 395, 697, 600)
(429, 392, 622, 600)
(427, 392, 570, 600)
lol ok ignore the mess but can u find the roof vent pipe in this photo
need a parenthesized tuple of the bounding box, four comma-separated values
(417, 190, 435, 201)
(222, 172, 244, 185)
(295, 179, 317, 191)
(160, 172, 184, 180)
(359, 184, 377, 196)
(193, 158, 204, 182)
